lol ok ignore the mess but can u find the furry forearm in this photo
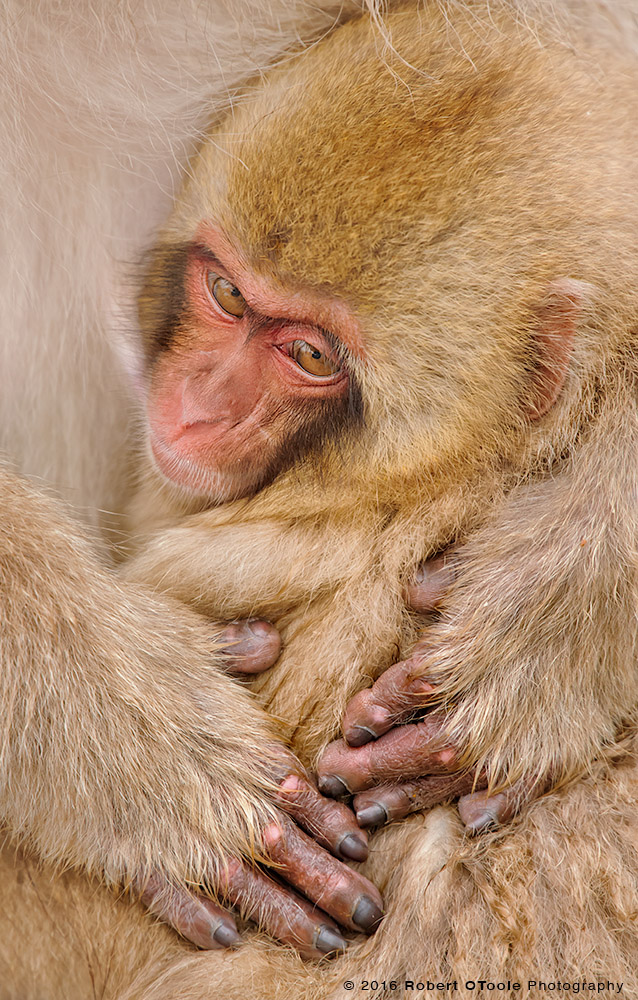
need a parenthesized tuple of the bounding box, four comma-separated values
(420, 390, 638, 785)
(0, 467, 278, 884)
(123, 511, 371, 620)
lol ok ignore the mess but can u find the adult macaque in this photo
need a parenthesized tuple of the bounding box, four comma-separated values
(4, 1, 638, 998)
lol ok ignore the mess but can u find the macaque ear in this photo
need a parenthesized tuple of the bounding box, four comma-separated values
(525, 278, 595, 421)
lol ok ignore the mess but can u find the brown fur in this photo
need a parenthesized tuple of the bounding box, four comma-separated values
(5, 2, 638, 998)
(0, 466, 288, 889)
(130, 5, 638, 791)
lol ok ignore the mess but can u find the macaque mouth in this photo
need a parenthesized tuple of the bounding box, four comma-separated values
(151, 396, 272, 458)
(148, 362, 364, 501)
(149, 421, 270, 499)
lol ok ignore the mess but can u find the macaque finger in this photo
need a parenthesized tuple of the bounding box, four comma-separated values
(261, 819, 383, 934)
(458, 775, 548, 834)
(218, 857, 349, 959)
(140, 874, 241, 950)
(276, 772, 369, 861)
(217, 620, 281, 675)
(404, 552, 458, 614)
(319, 714, 456, 795)
(342, 658, 437, 747)
(354, 770, 483, 828)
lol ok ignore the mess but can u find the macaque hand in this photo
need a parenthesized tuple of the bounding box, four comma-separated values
(126, 614, 382, 958)
(139, 619, 384, 956)
(318, 695, 543, 835)
(318, 515, 622, 834)
(317, 553, 533, 833)
(140, 753, 383, 959)
(117, 547, 382, 954)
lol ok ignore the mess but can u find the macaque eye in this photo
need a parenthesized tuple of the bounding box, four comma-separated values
(207, 272, 247, 318)
(289, 339, 340, 377)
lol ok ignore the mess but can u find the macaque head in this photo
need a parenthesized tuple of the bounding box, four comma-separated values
(139, 10, 619, 504)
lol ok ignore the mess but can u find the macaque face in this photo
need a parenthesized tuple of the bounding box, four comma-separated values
(143, 227, 364, 500)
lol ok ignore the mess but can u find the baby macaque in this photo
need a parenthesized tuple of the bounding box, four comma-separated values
(117, 3, 638, 993)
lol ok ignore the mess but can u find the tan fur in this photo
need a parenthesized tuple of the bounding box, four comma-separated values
(122, 5, 638, 995)
(133, 2, 638, 788)
(4, 2, 638, 998)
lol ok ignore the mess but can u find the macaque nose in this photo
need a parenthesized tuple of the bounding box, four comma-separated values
(180, 364, 257, 428)
(181, 370, 229, 427)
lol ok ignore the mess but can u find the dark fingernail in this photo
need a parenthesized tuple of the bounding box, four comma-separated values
(346, 725, 377, 747)
(247, 619, 273, 638)
(356, 803, 388, 828)
(315, 926, 348, 954)
(338, 833, 368, 861)
(213, 922, 242, 948)
(318, 775, 350, 797)
(352, 896, 383, 933)
(465, 809, 499, 835)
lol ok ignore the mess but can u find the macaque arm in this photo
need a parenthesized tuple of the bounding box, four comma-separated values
(421, 387, 638, 788)
(0, 467, 382, 951)
(320, 384, 638, 805)
(123, 515, 362, 620)
(0, 465, 278, 881)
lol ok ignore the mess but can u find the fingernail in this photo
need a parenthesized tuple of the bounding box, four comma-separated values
(315, 926, 348, 954)
(356, 803, 388, 828)
(408, 677, 436, 694)
(219, 624, 255, 655)
(465, 809, 499, 835)
(318, 775, 350, 797)
(247, 619, 273, 638)
(346, 725, 377, 747)
(352, 896, 383, 932)
(338, 833, 368, 861)
(213, 922, 242, 948)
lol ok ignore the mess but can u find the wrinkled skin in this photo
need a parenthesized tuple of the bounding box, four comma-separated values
(145, 552, 506, 952)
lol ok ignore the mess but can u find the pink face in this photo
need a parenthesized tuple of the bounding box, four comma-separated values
(145, 226, 364, 501)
